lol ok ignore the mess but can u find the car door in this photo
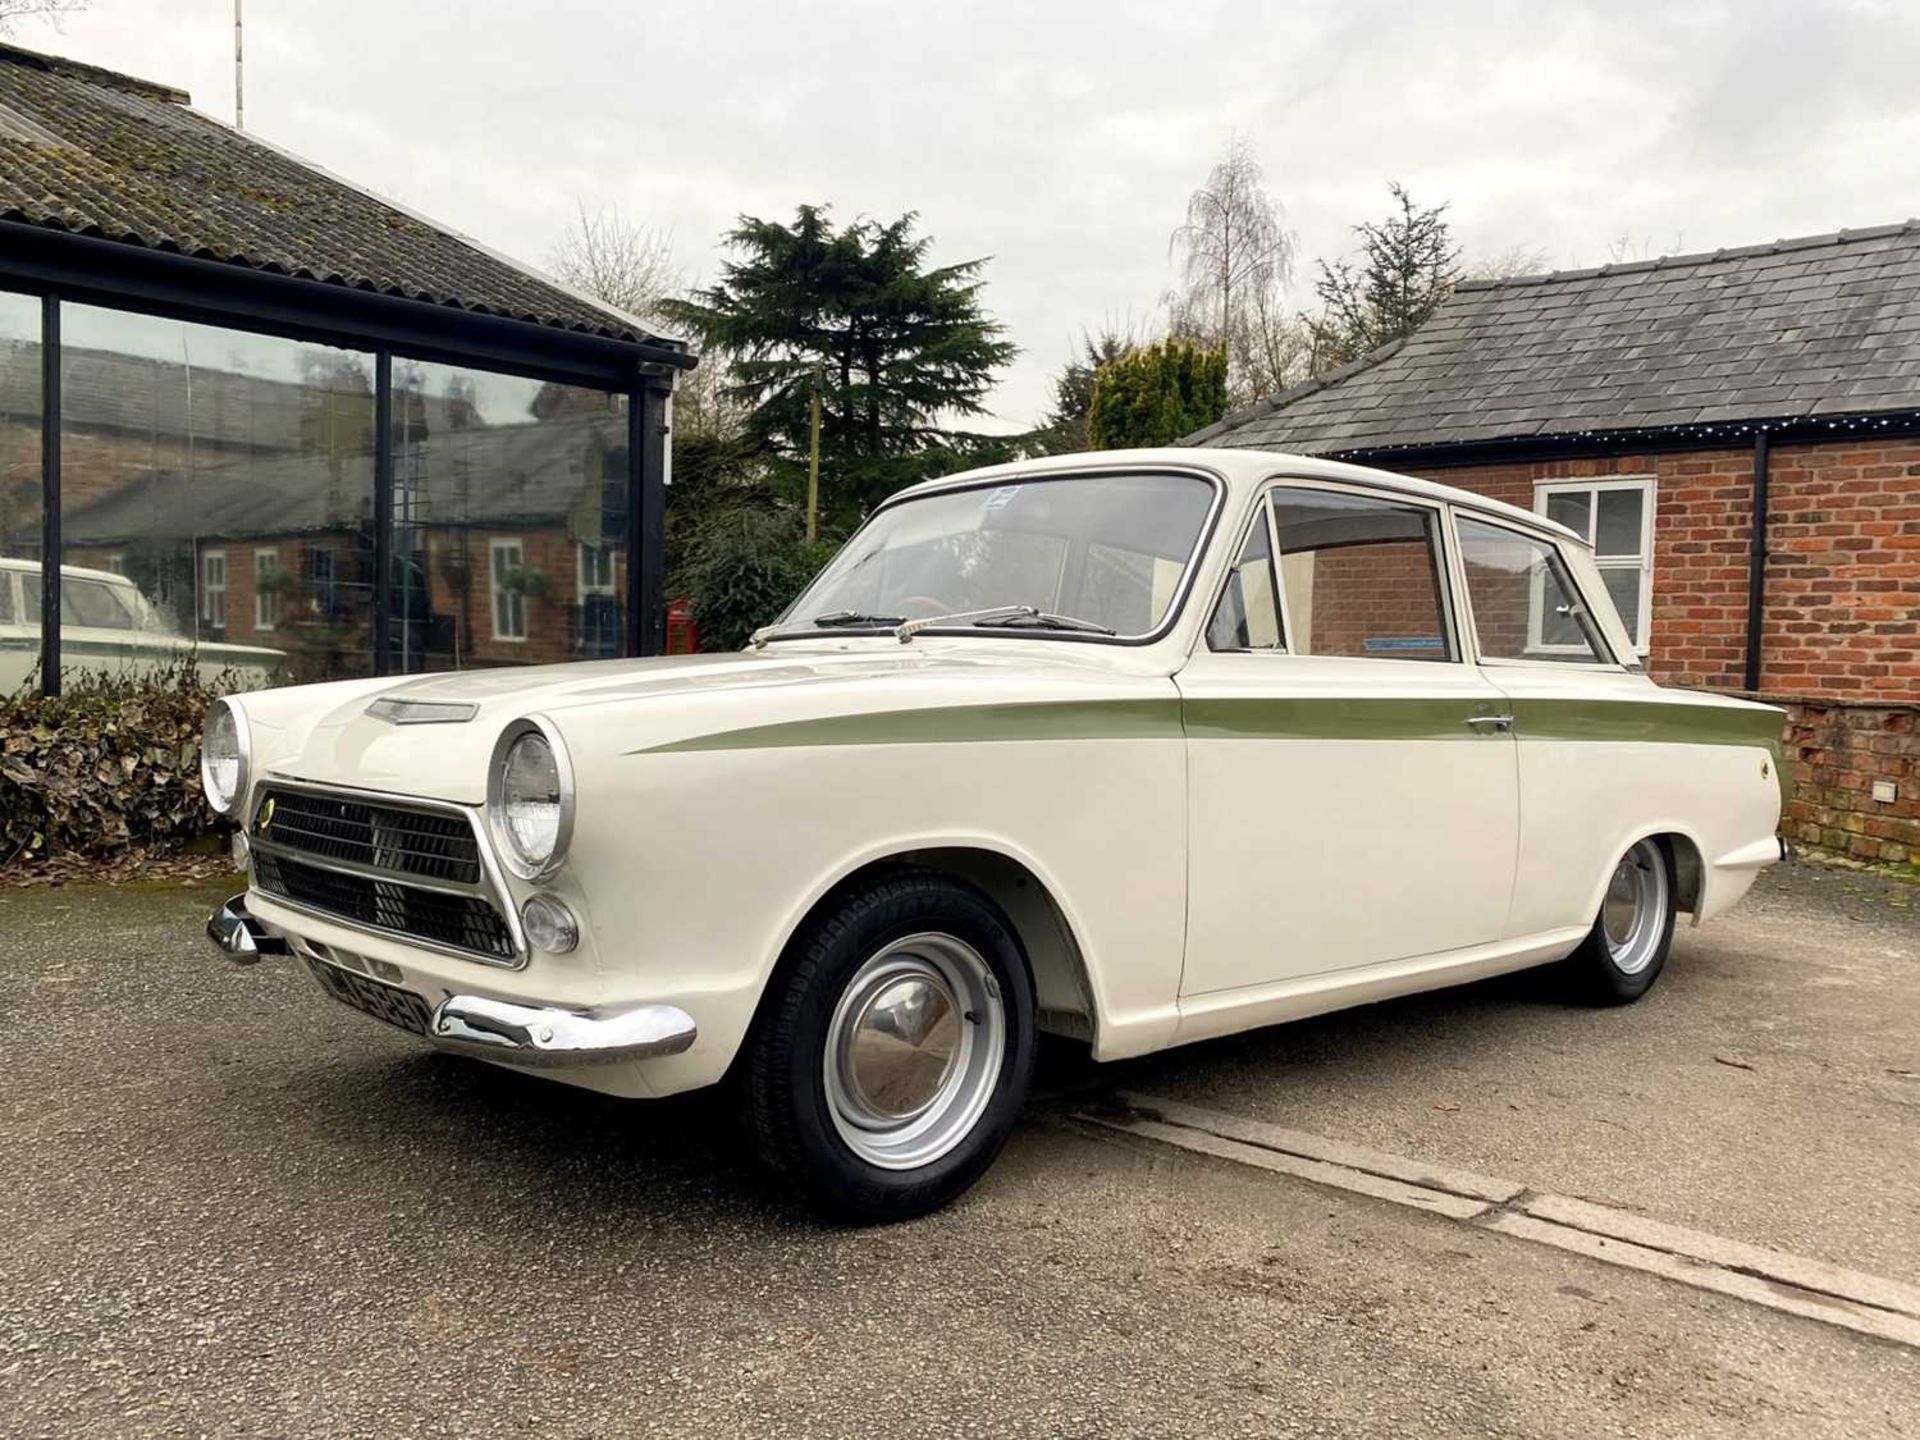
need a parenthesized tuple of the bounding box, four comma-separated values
(1450, 513, 1667, 940)
(1176, 481, 1520, 997)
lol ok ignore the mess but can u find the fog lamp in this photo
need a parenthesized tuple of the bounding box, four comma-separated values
(522, 894, 579, 954)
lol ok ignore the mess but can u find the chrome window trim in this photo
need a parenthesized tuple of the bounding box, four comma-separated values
(249, 775, 528, 968)
(1202, 475, 1466, 666)
(1449, 510, 1628, 671)
(759, 464, 1229, 648)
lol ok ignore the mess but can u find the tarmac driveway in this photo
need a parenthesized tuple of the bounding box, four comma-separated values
(2, 864, 1915, 1438)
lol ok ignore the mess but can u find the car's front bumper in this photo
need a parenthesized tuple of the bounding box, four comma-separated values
(206, 892, 698, 1069)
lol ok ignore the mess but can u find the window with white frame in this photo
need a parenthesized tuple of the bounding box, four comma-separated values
(577, 542, 617, 597)
(1534, 477, 1654, 651)
(253, 548, 280, 632)
(490, 538, 527, 641)
(199, 549, 226, 631)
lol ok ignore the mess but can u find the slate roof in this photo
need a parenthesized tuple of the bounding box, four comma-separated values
(1188, 221, 1920, 455)
(0, 42, 681, 349)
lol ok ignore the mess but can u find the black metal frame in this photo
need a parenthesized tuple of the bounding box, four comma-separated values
(4, 227, 693, 695)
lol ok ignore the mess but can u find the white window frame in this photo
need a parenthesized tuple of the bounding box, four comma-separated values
(200, 549, 226, 631)
(1533, 476, 1655, 655)
(576, 542, 617, 598)
(253, 548, 279, 632)
(490, 538, 527, 642)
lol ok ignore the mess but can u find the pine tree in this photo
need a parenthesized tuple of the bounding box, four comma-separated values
(661, 206, 1017, 525)
(1311, 184, 1461, 371)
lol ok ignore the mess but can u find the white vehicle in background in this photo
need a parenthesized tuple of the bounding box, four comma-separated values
(199, 449, 1789, 1221)
(0, 558, 284, 694)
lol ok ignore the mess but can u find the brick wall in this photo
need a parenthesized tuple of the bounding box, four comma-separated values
(1781, 699, 1917, 868)
(1405, 438, 1920, 862)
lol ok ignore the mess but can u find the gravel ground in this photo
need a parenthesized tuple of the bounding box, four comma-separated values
(3, 866, 1916, 1438)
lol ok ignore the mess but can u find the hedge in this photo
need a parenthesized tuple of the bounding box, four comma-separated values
(2, 659, 229, 867)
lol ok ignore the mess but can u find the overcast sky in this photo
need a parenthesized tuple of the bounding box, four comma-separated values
(27, 0, 1920, 430)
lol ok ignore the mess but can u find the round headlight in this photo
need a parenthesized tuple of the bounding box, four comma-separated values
(200, 699, 249, 817)
(488, 719, 573, 880)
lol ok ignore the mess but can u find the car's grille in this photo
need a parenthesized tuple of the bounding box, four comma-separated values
(249, 785, 517, 964)
(252, 787, 481, 884)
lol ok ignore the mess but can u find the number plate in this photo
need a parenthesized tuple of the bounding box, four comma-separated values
(307, 958, 434, 1037)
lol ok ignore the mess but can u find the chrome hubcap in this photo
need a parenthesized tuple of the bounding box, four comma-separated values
(1601, 838, 1668, 975)
(824, 933, 1005, 1170)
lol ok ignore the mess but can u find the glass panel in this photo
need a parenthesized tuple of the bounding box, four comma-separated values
(1601, 565, 1643, 645)
(1268, 488, 1452, 662)
(1595, 486, 1644, 558)
(390, 361, 627, 670)
(1545, 490, 1590, 539)
(1457, 517, 1604, 663)
(59, 304, 376, 687)
(0, 291, 41, 695)
(1207, 510, 1281, 651)
(782, 472, 1214, 638)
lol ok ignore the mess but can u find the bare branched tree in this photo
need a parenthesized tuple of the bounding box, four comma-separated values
(1168, 135, 1300, 403)
(0, 0, 87, 33)
(548, 201, 681, 330)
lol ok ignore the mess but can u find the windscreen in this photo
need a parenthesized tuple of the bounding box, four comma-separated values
(779, 472, 1217, 638)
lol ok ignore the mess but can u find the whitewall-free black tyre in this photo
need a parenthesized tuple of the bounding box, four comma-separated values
(740, 870, 1036, 1222)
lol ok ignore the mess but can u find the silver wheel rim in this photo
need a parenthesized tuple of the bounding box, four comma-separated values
(1600, 839, 1668, 976)
(823, 932, 1005, 1171)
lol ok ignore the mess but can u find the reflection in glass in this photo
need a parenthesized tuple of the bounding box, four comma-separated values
(389, 362, 627, 671)
(1457, 517, 1604, 664)
(0, 290, 41, 695)
(57, 303, 377, 687)
(1595, 487, 1644, 558)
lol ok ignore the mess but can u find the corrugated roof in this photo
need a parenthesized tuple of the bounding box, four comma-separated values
(1189, 221, 1920, 454)
(0, 42, 682, 350)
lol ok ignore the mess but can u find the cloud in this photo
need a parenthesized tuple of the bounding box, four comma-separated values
(35, 0, 1920, 431)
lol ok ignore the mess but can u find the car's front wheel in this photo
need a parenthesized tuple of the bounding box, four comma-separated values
(1561, 836, 1677, 1003)
(740, 871, 1035, 1222)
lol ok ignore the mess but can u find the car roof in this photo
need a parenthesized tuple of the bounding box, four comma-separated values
(0, 557, 134, 584)
(889, 447, 1584, 546)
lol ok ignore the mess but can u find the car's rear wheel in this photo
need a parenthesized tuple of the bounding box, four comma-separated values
(1561, 836, 1676, 1003)
(741, 870, 1035, 1221)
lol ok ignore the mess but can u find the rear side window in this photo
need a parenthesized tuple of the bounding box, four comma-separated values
(1268, 487, 1454, 662)
(1456, 517, 1609, 664)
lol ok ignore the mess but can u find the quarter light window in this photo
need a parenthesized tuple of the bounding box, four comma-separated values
(1535, 478, 1653, 651)
(1267, 487, 1453, 662)
(1207, 509, 1282, 652)
(1457, 518, 1607, 664)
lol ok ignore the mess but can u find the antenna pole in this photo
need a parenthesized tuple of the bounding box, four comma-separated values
(234, 0, 244, 129)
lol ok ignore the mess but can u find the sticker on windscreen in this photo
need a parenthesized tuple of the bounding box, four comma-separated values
(982, 486, 1020, 511)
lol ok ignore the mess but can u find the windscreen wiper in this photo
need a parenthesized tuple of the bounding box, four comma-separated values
(895, 604, 1115, 642)
(749, 609, 908, 648)
(812, 609, 907, 628)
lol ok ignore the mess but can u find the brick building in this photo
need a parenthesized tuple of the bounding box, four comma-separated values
(0, 40, 694, 694)
(1187, 224, 1920, 865)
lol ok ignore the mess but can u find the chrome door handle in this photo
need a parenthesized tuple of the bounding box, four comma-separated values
(1465, 714, 1514, 732)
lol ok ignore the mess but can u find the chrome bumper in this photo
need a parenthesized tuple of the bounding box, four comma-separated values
(207, 892, 290, 963)
(204, 892, 698, 1068)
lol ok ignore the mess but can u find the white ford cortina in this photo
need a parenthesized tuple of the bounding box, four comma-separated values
(202, 449, 1790, 1219)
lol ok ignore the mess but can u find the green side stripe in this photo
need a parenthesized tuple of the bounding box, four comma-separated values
(644, 695, 1789, 778)
(642, 699, 1183, 753)
(1510, 698, 1786, 749)
(1181, 697, 1480, 742)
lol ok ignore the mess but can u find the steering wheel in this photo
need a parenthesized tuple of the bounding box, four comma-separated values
(895, 595, 954, 619)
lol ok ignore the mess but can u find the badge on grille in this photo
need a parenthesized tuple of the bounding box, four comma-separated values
(257, 796, 276, 834)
